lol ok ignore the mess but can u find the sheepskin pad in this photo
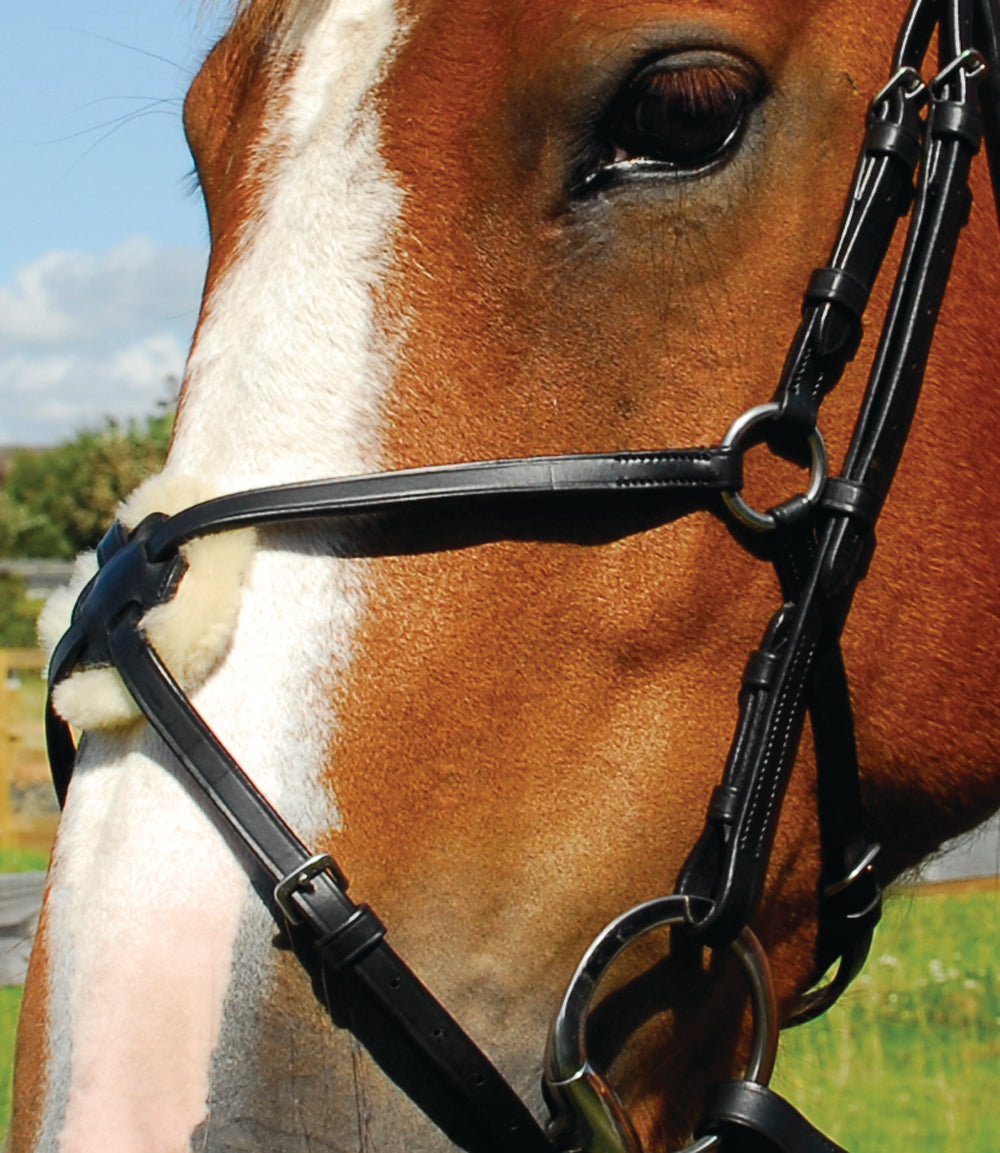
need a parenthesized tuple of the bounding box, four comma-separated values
(38, 473, 256, 730)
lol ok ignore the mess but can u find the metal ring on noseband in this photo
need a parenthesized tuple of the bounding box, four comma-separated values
(721, 402, 829, 533)
(543, 894, 779, 1153)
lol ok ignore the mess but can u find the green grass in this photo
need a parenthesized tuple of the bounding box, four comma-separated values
(0, 879, 994, 1145)
(773, 883, 1000, 1152)
(0, 988, 21, 1139)
(0, 849, 48, 875)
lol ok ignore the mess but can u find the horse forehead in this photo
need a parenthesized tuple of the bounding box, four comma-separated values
(379, 0, 871, 94)
(185, 0, 887, 251)
(481, 2, 792, 50)
(377, 0, 890, 174)
(390, 0, 848, 53)
(196, 0, 879, 131)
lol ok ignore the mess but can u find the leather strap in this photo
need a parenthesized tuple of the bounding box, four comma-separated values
(774, 66, 924, 427)
(106, 612, 552, 1153)
(697, 1082, 850, 1153)
(675, 2, 991, 1032)
(145, 448, 742, 558)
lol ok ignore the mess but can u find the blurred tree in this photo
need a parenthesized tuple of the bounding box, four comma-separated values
(0, 412, 173, 559)
(0, 491, 65, 558)
(0, 574, 44, 648)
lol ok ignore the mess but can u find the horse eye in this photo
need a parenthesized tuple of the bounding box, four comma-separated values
(594, 59, 759, 182)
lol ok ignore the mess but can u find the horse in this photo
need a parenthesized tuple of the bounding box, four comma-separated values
(10, 0, 1000, 1150)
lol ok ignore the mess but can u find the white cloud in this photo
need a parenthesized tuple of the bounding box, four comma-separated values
(0, 334, 189, 445)
(0, 238, 205, 444)
(106, 333, 188, 394)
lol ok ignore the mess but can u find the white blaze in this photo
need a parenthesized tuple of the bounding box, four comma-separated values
(38, 1, 405, 1149)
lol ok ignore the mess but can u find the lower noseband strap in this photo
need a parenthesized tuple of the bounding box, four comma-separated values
(697, 1081, 850, 1153)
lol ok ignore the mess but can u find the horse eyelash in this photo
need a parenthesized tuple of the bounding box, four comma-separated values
(567, 60, 763, 195)
(650, 64, 756, 118)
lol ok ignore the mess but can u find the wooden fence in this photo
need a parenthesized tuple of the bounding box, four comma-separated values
(0, 650, 58, 852)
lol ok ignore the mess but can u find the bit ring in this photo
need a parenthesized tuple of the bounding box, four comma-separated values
(544, 894, 779, 1153)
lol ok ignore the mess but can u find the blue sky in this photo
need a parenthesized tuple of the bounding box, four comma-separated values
(2, 2, 231, 444)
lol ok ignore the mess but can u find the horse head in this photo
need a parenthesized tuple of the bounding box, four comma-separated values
(11, 2, 1000, 1151)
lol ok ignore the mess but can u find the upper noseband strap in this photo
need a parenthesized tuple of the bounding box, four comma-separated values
(148, 447, 742, 555)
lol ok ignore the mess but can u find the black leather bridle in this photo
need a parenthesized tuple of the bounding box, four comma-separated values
(45, 1, 1000, 1150)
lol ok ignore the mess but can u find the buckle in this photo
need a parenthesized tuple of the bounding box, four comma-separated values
(930, 49, 988, 98)
(823, 843, 880, 901)
(871, 65, 926, 110)
(274, 852, 348, 925)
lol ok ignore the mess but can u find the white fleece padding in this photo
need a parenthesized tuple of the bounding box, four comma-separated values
(41, 472, 256, 730)
(37, 551, 99, 657)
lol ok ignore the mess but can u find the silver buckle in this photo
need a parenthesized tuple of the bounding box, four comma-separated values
(823, 843, 881, 899)
(872, 65, 926, 110)
(274, 852, 345, 925)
